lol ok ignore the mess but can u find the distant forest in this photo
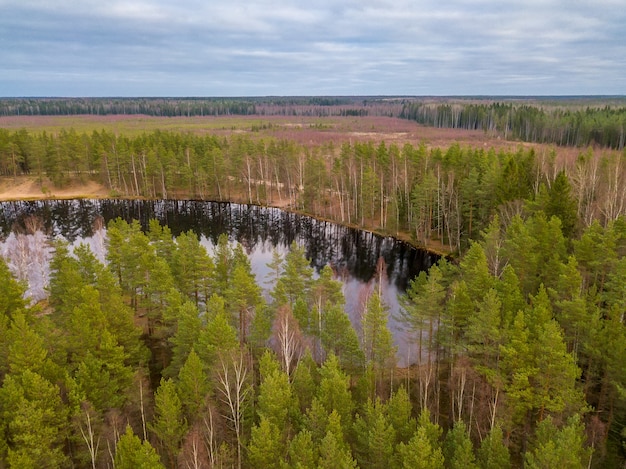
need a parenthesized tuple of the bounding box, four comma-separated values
(2, 96, 626, 149)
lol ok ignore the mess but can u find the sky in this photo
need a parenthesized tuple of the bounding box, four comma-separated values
(1, 0, 625, 97)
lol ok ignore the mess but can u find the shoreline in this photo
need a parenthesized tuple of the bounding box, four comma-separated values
(0, 176, 451, 257)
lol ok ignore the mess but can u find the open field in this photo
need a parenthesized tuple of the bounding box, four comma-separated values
(0, 113, 611, 162)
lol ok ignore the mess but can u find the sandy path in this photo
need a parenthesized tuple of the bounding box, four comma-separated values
(0, 177, 110, 201)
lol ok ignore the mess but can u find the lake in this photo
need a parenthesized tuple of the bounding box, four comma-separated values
(0, 199, 439, 366)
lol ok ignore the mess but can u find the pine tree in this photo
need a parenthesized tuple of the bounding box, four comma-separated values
(465, 288, 506, 414)
(285, 429, 317, 468)
(213, 233, 233, 293)
(196, 304, 239, 370)
(74, 331, 133, 411)
(6, 311, 49, 377)
(362, 291, 395, 370)
(166, 300, 202, 378)
(361, 291, 396, 398)
(460, 242, 494, 303)
(0, 256, 26, 318)
(397, 426, 445, 469)
(0, 370, 68, 468)
(176, 349, 210, 423)
(476, 425, 511, 469)
(443, 421, 478, 469)
(386, 386, 417, 444)
(226, 262, 263, 345)
(316, 354, 354, 429)
(321, 304, 364, 372)
(353, 399, 395, 469)
(272, 241, 313, 308)
(311, 264, 345, 338)
(546, 171, 578, 238)
(291, 352, 319, 414)
(257, 355, 297, 432)
(147, 219, 176, 266)
(150, 378, 187, 466)
(524, 415, 591, 469)
(171, 230, 214, 308)
(115, 425, 165, 469)
(317, 411, 357, 469)
(247, 417, 283, 469)
(48, 239, 85, 314)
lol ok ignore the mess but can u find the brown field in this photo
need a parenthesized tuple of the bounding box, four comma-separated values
(1, 113, 608, 157)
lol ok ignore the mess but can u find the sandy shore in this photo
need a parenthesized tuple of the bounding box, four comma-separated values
(0, 177, 110, 201)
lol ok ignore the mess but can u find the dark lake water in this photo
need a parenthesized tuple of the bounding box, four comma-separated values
(0, 199, 439, 366)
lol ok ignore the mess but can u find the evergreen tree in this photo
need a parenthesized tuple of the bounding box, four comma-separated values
(546, 171, 579, 238)
(115, 425, 165, 469)
(397, 426, 445, 469)
(416, 408, 443, 449)
(443, 421, 478, 469)
(292, 352, 319, 414)
(64, 286, 109, 365)
(247, 417, 283, 469)
(401, 264, 446, 364)
(74, 331, 133, 411)
(285, 429, 317, 469)
(176, 349, 210, 423)
(273, 241, 314, 308)
(317, 411, 357, 469)
(321, 304, 364, 372)
(361, 291, 396, 371)
(150, 378, 187, 466)
(353, 399, 395, 469)
(499, 311, 536, 427)
(0, 256, 26, 318)
(165, 300, 202, 378)
(213, 233, 233, 293)
(147, 219, 176, 266)
(0, 370, 68, 468)
(171, 230, 214, 308)
(6, 312, 50, 378)
(48, 239, 86, 316)
(524, 415, 591, 469)
(257, 353, 298, 433)
(196, 303, 239, 370)
(465, 288, 506, 408)
(386, 386, 417, 445)
(311, 264, 345, 338)
(495, 265, 525, 327)
(460, 242, 495, 303)
(476, 425, 511, 469)
(316, 354, 354, 429)
(226, 261, 263, 345)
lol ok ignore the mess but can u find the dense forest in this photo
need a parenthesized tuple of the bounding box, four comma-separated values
(0, 117, 626, 466)
(2, 97, 626, 149)
(0, 209, 625, 467)
(400, 101, 626, 150)
(1, 127, 626, 252)
(0, 97, 390, 119)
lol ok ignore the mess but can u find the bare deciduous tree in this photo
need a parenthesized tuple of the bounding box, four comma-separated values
(273, 304, 305, 377)
(77, 403, 100, 469)
(215, 351, 252, 469)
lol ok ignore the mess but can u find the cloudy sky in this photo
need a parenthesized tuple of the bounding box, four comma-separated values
(1, 0, 625, 97)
